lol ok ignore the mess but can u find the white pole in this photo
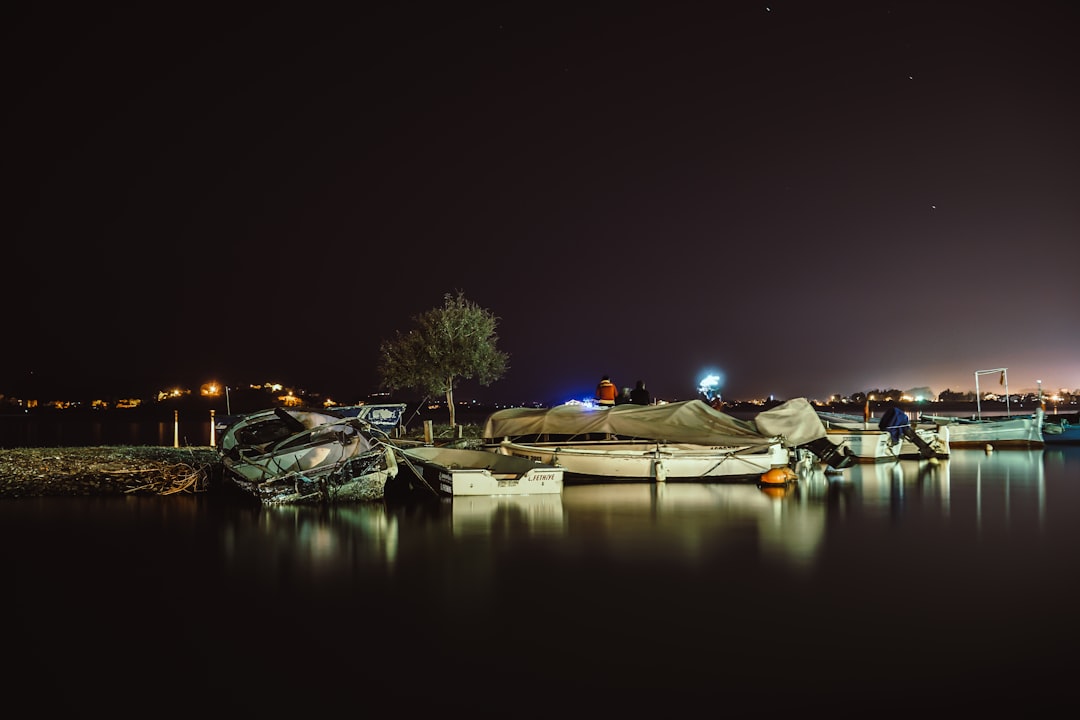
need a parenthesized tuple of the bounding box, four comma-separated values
(975, 371, 981, 419)
(974, 368, 1008, 420)
(997, 371, 1006, 416)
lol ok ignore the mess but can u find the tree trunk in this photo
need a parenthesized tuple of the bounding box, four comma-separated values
(446, 377, 456, 427)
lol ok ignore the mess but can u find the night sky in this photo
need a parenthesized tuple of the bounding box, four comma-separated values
(4, 2, 1078, 406)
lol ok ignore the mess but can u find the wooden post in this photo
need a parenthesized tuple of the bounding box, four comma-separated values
(174, 410, 179, 448)
(210, 409, 216, 447)
(424, 420, 433, 445)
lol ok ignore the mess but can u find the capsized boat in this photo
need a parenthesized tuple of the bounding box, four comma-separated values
(481, 398, 855, 482)
(218, 407, 400, 504)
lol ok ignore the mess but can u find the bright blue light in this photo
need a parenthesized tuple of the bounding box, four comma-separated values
(698, 371, 725, 401)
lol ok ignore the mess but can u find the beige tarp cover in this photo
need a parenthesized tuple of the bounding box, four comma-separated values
(482, 398, 827, 448)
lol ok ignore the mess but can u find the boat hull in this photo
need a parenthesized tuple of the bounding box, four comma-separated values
(1042, 420, 1080, 445)
(922, 409, 1044, 448)
(823, 430, 905, 463)
(494, 439, 790, 482)
(399, 446, 563, 496)
(817, 412, 949, 461)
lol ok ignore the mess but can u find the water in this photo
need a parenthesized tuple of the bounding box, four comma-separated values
(0, 413, 219, 448)
(3, 447, 1079, 715)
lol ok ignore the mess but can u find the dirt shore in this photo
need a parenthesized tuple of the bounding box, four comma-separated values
(0, 446, 223, 498)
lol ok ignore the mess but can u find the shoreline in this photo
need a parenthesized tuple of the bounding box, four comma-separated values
(0, 446, 223, 499)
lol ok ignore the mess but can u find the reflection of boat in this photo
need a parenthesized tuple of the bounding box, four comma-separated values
(398, 446, 563, 496)
(946, 448, 1046, 530)
(450, 493, 565, 535)
(218, 407, 399, 504)
(920, 408, 1044, 448)
(482, 398, 854, 482)
(559, 482, 827, 569)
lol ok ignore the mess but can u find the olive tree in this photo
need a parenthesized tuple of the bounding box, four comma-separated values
(377, 291, 509, 427)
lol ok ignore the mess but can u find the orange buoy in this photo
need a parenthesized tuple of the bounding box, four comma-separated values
(760, 467, 797, 485)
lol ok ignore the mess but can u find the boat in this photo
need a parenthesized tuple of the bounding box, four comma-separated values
(397, 445, 564, 496)
(816, 408, 949, 462)
(916, 366, 1044, 449)
(1043, 416, 1080, 445)
(217, 406, 401, 504)
(918, 408, 1045, 448)
(214, 402, 408, 439)
(330, 403, 407, 435)
(481, 397, 855, 483)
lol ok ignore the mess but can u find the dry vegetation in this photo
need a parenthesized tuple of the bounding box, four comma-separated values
(0, 446, 223, 498)
(0, 424, 486, 499)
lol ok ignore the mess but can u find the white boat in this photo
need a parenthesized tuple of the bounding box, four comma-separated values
(218, 406, 400, 504)
(919, 408, 1044, 448)
(398, 446, 563, 496)
(817, 410, 949, 462)
(917, 366, 1044, 449)
(482, 398, 854, 482)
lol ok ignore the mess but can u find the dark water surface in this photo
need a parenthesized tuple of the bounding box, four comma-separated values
(3, 446, 1079, 716)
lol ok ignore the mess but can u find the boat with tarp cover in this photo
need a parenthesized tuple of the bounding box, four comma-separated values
(481, 398, 855, 482)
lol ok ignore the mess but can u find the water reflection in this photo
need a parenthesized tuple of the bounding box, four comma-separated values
(5, 446, 1080, 714)
(219, 502, 403, 576)
(559, 482, 826, 572)
(449, 492, 566, 536)
(799, 448, 1050, 538)
(950, 448, 1047, 533)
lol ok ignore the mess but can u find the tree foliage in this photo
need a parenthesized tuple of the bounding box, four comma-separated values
(377, 291, 509, 426)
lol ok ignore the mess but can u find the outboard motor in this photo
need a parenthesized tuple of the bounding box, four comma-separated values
(800, 436, 857, 470)
(878, 406, 910, 445)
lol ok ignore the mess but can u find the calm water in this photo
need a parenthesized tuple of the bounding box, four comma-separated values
(3, 446, 1079, 715)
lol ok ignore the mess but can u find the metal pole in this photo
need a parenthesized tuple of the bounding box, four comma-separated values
(210, 409, 216, 447)
(974, 368, 1008, 420)
(997, 371, 1006, 416)
(975, 371, 981, 420)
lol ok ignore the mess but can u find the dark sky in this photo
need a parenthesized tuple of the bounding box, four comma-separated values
(4, 2, 1078, 406)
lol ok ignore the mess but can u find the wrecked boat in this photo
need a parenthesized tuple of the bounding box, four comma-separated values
(217, 406, 400, 504)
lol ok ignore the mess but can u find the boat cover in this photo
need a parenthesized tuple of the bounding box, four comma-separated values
(482, 398, 828, 448)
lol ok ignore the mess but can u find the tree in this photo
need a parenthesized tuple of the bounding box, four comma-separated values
(377, 291, 509, 427)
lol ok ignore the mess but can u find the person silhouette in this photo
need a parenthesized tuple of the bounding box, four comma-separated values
(595, 375, 618, 407)
(630, 380, 650, 405)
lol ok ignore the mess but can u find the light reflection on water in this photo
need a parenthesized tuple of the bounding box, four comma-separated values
(3, 446, 1079, 714)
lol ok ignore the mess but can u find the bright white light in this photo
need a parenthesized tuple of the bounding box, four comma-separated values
(698, 372, 724, 401)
